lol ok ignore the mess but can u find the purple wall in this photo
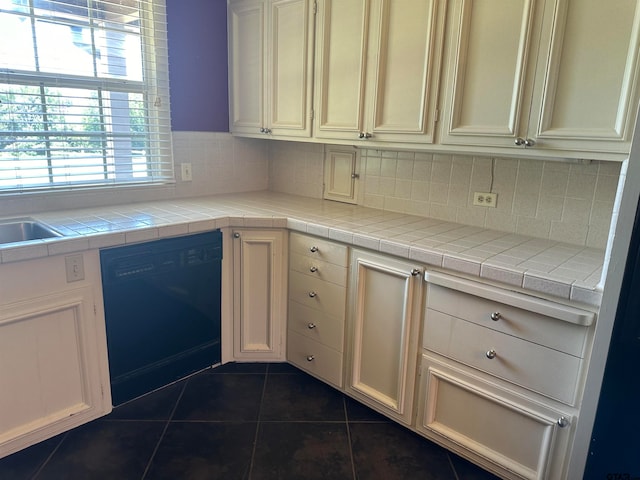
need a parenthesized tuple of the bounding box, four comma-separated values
(166, 0, 229, 132)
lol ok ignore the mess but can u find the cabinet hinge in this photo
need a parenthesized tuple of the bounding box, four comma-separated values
(434, 109, 440, 123)
(310, 109, 314, 120)
(313, 0, 317, 15)
(93, 304, 97, 315)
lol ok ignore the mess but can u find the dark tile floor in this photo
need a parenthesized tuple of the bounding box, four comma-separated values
(0, 362, 500, 480)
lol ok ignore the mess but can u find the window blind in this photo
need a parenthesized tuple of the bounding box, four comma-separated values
(0, 0, 173, 193)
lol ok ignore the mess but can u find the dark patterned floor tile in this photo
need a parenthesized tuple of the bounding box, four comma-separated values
(172, 373, 265, 421)
(267, 362, 302, 374)
(36, 420, 164, 480)
(449, 452, 502, 480)
(209, 362, 268, 374)
(145, 422, 256, 480)
(349, 422, 454, 480)
(108, 380, 185, 421)
(260, 372, 346, 421)
(344, 397, 391, 422)
(0, 435, 64, 480)
(251, 422, 353, 480)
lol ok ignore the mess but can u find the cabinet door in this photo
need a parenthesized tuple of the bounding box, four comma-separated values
(363, 0, 445, 144)
(267, 0, 314, 137)
(0, 287, 111, 458)
(346, 249, 423, 424)
(228, 0, 265, 135)
(233, 229, 287, 360)
(313, 0, 369, 140)
(529, 0, 640, 154)
(439, 0, 541, 148)
(323, 146, 360, 204)
(417, 355, 573, 480)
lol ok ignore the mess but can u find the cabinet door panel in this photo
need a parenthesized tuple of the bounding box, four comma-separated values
(323, 147, 359, 204)
(228, 0, 265, 133)
(314, 0, 369, 139)
(367, 0, 442, 142)
(269, 0, 312, 134)
(441, 0, 537, 144)
(346, 250, 422, 424)
(233, 230, 286, 360)
(532, 0, 640, 152)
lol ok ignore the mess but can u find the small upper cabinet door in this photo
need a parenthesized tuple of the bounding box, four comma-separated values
(439, 0, 541, 148)
(228, 0, 314, 138)
(314, 0, 445, 144)
(323, 146, 360, 204)
(529, 0, 640, 155)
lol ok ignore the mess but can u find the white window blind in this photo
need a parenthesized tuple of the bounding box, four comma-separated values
(0, 0, 173, 193)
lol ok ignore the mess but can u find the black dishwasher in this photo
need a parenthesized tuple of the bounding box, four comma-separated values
(100, 231, 222, 405)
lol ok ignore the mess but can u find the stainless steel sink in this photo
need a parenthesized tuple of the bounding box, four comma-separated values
(0, 218, 62, 244)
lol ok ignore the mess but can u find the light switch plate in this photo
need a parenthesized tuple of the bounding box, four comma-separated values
(181, 163, 193, 181)
(65, 254, 85, 282)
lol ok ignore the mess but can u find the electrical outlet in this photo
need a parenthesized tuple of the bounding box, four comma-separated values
(473, 192, 498, 208)
(65, 254, 85, 282)
(181, 163, 193, 182)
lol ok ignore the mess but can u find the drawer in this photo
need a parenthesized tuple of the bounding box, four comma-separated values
(417, 354, 572, 480)
(288, 330, 343, 388)
(426, 283, 589, 357)
(290, 232, 348, 266)
(424, 310, 581, 404)
(290, 252, 348, 287)
(288, 300, 345, 352)
(289, 271, 347, 320)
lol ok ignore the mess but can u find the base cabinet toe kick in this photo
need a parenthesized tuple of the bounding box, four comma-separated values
(284, 233, 596, 480)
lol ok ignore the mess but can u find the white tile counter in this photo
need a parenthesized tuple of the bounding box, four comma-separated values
(0, 191, 604, 306)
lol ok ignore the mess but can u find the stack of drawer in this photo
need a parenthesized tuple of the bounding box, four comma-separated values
(287, 232, 348, 387)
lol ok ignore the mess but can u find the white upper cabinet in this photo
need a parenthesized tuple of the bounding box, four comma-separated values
(228, 0, 314, 138)
(439, 0, 640, 160)
(313, 0, 446, 144)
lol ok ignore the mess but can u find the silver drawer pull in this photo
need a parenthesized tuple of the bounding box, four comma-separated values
(310, 246, 319, 253)
(557, 417, 570, 428)
(306, 355, 315, 362)
(308, 291, 317, 298)
(486, 349, 497, 359)
(309, 266, 318, 273)
(307, 323, 316, 329)
(490, 312, 501, 321)
(410, 268, 421, 276)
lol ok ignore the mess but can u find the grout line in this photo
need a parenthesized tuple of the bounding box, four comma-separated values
(31, 431, 69, 480)
(247, 365, 269, 479)
(140, 378, 188, 480)
(343, 397, 358, 480)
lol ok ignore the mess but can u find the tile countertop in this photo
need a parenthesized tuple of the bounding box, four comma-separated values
(0, 191, 604, 307)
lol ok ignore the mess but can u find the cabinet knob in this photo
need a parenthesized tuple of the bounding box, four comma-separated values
(351, 173, 360, 179)
(358, 132, 372, 139)
(307, 323, 316, 329)
(308, 291, 317, 298)
(306, 355, 315, 362)
(486, 349, 497, 359)
(259, 127, 265, 133)
(233, 232, 240, 238)
(490, 312, 501, 321)
(557, 416, 570, 428)
(310, 246, 319, 253)
(309, 266, 318, 273)
(514, 137, 525, 146)
(410, 268, 421, 277)
(524, 138, 536, 147)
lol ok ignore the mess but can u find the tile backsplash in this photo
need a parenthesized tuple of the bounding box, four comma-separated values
(268, 141, 621, 249)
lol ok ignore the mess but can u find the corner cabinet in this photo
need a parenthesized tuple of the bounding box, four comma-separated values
(439, 0, 640, 159)
(232, 229, 287, 361)
(0, 251, 111, 459)
(345, 249, 423, 425)
(227, 0, 314, 139)
(313, 0, 446, 144)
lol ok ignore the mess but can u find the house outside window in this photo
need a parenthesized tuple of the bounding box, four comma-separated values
(0, 0, 172, 193)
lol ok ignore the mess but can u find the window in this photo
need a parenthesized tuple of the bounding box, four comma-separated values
(0, 0, 172, 193)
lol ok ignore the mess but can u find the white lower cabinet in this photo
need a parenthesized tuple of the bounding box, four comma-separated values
(232, 229, 287, 361)
(0, 251, 111, 459)
(416, 354, 573, 480)
(417, 271, 595, 479)
(287, 233, 348, 387)
(345, 249, 423, 425)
